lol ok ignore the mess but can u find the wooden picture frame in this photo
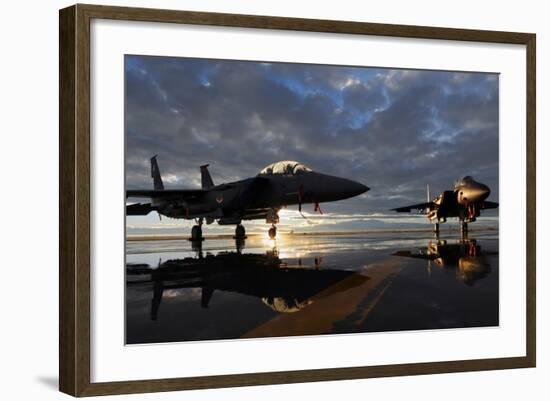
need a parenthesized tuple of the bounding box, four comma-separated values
(59, 3, 536, 397)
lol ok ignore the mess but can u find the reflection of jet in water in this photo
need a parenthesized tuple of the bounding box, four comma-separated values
(126, 250, 369, 320)
(127, 157, 369, 240)
(393, 239, 494, 285)
(391, 176, 498, 235)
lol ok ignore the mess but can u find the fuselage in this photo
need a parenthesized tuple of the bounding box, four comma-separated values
(152, 166, 368, 223)
(252, 171, 369, 207)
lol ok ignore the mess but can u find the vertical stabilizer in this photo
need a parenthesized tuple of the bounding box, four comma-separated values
(200, 164, 214, 189)
(427, 184, 430, 202)
(151, 155, 164, 190)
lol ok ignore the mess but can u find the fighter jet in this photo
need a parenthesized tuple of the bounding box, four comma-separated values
(126, 157, 369, 240)
(391, 176, 498, 234)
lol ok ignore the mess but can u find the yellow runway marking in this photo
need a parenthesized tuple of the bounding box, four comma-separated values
(242, 257, 404, 338)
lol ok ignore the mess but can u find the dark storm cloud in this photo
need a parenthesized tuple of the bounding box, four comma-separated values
(125, 56, 499, 214)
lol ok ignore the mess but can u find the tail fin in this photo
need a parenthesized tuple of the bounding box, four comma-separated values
(151, 155, 164, 190)
(427, 184, 430, 202)
(200, 164, 214, 189)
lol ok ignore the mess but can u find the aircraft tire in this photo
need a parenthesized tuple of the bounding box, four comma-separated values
(268, 226, 277, 239)
(235, 224, 246, 239)
(191, 225, 202, 240)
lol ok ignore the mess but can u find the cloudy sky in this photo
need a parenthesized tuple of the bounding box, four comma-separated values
(125, 55, 499, 234)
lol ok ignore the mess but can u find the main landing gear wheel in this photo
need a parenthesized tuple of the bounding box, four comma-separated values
(268, 225, 277, 239)
(234, 224, 246, 240)
(190, 225, 204, 242)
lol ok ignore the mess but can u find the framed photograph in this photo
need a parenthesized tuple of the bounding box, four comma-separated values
(59, 4, 536, 397)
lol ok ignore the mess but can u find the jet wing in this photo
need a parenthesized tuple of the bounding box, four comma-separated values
(481, 201, 499, 209)
(391, 202, 435, 213)
(126, 189, 206, 199)
(219, 176, 271, 212)
(126, 203, 156, 216)
(219, 177, 272, 222)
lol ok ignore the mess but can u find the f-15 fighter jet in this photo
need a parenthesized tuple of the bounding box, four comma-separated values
(127, 157, 369, 240)
(391, 176, 498, 235)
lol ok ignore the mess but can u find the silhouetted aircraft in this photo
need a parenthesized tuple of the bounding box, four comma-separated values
(393, 239, 494, 285)
(126, 250, 369, 320)
(391, 176, 498, 234)
(127, 157, 369, 240)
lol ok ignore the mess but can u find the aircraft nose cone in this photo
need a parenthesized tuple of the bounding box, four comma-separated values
(343, 179, 370, 198)
(356, 182, 370, 195)
(477, 184, 490, 200)
(467, 183, 490, 202)
(312, 174, 369, 202)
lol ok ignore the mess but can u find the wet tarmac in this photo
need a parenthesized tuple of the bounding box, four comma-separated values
(126, 231, 499, 344)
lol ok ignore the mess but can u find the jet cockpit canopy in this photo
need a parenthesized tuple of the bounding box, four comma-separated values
(454, 176, 475, 189)
(259, 161, 312, 176)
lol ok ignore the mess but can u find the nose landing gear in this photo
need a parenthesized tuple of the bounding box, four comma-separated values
(433, 222, 440, 236)
(268, 225, 277, 239)
(460, 221, 468, 238)
(266, 208, 279, 239)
